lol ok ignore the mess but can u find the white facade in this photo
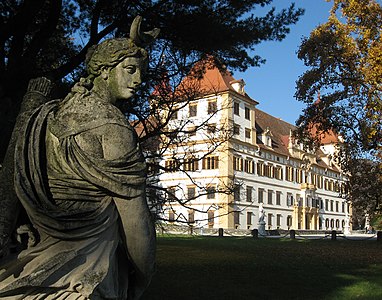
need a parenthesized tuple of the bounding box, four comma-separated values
(155, 67, 350, 231)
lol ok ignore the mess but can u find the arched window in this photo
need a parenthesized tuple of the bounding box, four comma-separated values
(330, 219, 334, 229)
(325, 219, 329, 229)
(336, 219, 340, 229)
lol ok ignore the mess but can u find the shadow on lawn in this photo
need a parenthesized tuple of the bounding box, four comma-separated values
(141, 236, 382, 300)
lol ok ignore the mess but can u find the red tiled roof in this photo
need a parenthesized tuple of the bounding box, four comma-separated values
(255, 108, 339, 169)
(309, 125, 339, 144)
(177, 59, 257, 103)
(255, 108, 295, 156)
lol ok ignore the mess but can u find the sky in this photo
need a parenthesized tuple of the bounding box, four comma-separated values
(236, 0, 333, 125)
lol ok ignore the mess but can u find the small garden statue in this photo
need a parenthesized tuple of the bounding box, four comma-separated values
(258, 203, 266, 236)
(0, 16, 159, 300)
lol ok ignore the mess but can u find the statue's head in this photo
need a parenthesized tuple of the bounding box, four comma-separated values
(86, 16, 159, 75)
(83, 16, 159, 101)
(86, 38, 148, 78)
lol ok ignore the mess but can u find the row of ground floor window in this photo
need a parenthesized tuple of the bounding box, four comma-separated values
(165, 206, 347, 231)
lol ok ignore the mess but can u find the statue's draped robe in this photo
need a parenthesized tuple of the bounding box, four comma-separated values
(0, 93, 147, 299)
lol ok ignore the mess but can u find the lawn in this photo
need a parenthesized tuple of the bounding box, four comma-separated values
(141, 235, 382, 300)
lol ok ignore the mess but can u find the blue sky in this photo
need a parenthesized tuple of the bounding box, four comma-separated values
(236, 0, 333, 125)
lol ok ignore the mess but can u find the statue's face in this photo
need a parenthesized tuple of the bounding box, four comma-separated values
(107, 56, 144, 101)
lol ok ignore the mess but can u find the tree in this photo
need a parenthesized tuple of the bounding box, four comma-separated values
(294, 0, 382, 161)
(346, 159, 382, 229)
(0, 0, 303, 255)
(0, 0, 303, 160)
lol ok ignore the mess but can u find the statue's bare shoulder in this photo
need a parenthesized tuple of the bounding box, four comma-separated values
(74, 122, 139, 161)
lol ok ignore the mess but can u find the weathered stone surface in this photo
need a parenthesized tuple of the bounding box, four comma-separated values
(0, 16, 158, 300)
(0, 77, 52, 258)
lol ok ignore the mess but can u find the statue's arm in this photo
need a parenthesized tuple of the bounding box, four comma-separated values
(113, 192, 156, 299)
(76, 123, 155, 298)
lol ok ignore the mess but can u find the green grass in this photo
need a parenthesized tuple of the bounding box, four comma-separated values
(141, 235, 382, 300)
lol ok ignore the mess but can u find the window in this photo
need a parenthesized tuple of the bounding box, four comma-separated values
(234, 185, 241, 202)
(265, 164, 273, 178)
(187, 186, 196, 200)
(268, 214, 272, 226)
(202, 156, 219, 169)
(336, 201, 339, 212)
(311, 173, 317, 186)
(169, 210, 175, 222)
(233, 124, 240, 135)
(286, 166, 294, 181)
(296, 169, 303, 183)
(330, 200, 334, 211)
(188, 210, 195, 224)
(207, 123, 216, 134)
(287, 193, 293, 206)
(245, 107, 250, 120)
(268, 190, 273, 204)
(258, 188, 264, 203)
(165, 159, 180, 172)
(234, 102, 240, 115)
(329, 180, 334, 191)
(334, 182, 340, 192)
(234, 211, 240, 226)
(342, 202, 345, 213)
(325, 199, 329, 211)
(324, 179, 329, 190)
(247, 212, 252, 226)
(184, 157, 199, 171)
(341, 183, 348, 195)
(246, 186, 252, 202)
(208, 100, 217, 114)
(208, 210, 214, 228)
(188, 126, 196, 136)
(189, 103, 197, 117)
(317, 175, 323, 189)
(244, 159, 254, 173)
(277, 214, 281, 227)
(276, 191, 281, 205)
(167, 187, 176, 202)
(287, 216, 292, 228)
(245, 128, 251, 139)
(274, 166, 283, 180)
(257, 162, 265, 176)
(233, 156, 243, 171)
(206, 185, 216, 199)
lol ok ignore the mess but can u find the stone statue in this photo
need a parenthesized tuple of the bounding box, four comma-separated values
(258, 203, 265, 223)
(258, 203, 266, 236)
(0, 16, 159, 300)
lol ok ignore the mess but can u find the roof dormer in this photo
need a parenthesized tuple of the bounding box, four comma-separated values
(260, 127, 273, 148)
(230, 79, 245, 95)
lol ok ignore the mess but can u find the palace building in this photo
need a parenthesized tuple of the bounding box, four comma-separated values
(155, 62, 350, 231)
